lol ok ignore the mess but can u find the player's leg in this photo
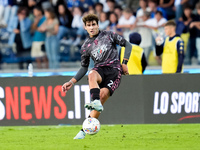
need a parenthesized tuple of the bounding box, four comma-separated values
(74, 70, 103, 139)
(84, 70, 104, 112)
(73, 88, 110, 139)
(90, 88, 110, 118)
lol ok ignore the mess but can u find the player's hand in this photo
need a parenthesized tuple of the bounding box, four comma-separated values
(62, 81, 73, 93)
(122, 64, 129, 75)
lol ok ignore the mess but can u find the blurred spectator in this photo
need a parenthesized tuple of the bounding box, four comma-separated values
(87, 7, 95, 14)
(176, 4, 193, 37)
(94, 2, 104, 17)
(66, 0, 80, 11)
(0, 0, 18, 26)
(61, 6, 87, 46)
(120, 32, 147, 74)
(106, 0, 116, 17)
(183, 5, 198, 65)
(28, 0, 49, 8)
(187, 0, 199, 10)
(13, 0, 28, 7)
(57, 4, 73, 40)
(155, 20, 184, 73)
(99, 0, 110, 12)
(148, 0, 167, 19)
(7, 7, 32, 69)
(174, 0, 189, 20)
(135, 0, 151, 30)
(189, 2, 200, 64)
(136, 0, 151, 18)
(99, 12, 109, 30)
(72, 7, 87, 46)
(79, 0, 94, 12)
(125, 0, 136, 11)
(117, 8, 136, 40)
(144, 10, 167, 64)
(106, 12, 123, 35)
(159, 0, 175, 20)
(136, 11, 155, 63)
(41, 0, 52, 10)
(117, 8, 136, 29)
(38, 8, 60, 69)
(66, 0, 94, 12)
(144, 10, 167, 34)
(71, 7, 83, 31)
(175, 4, 192, 60)
(0, 0, 9, 26)
(31, 6, 48, 69)
(28, 0, 48, 14)
(114, 5, 123, 20)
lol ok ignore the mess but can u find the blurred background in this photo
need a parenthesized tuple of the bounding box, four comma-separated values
(0, 0, 200, 76)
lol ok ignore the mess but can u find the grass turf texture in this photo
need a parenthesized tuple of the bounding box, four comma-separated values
(0, 124, 199, 150)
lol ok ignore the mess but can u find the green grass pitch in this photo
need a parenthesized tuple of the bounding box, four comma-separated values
(0, 124, 199, 150)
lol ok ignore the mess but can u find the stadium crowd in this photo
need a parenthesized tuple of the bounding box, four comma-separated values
(0, 0, 200, 70)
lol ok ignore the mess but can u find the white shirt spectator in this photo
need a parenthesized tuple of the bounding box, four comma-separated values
(72, 15, 83, 28)
(136, 7, 151, 18)
(99, 0, 109, 12)
(118, 15, 136, 25)
(145, 17, 167, 27)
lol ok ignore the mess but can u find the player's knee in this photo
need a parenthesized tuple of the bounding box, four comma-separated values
(88, 71, 96, 81)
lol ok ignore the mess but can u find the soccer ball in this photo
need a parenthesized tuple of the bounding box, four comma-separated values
(82, 118, 100, 135)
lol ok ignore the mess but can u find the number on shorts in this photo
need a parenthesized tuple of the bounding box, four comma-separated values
(107, 80, 113, 87)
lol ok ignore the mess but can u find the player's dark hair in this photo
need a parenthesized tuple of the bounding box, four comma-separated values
(82, 14, 99, 25)
(165, 20, 176, 27)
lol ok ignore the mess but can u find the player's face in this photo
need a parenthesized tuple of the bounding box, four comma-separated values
(84, 20, 99, 37)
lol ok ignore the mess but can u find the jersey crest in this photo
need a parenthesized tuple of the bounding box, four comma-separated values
(91, 44, 108, 61)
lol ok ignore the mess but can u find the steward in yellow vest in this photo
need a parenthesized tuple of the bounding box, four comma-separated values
(120, 32, 147, 74)
(155, 20, 184, 73)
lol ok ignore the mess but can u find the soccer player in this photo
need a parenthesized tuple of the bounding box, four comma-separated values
(120, 32, 147, 74)
(62, 14, 132, 139)
(155, 20, 184, 73)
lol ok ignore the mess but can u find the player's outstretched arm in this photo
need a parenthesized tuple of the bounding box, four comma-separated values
(62, 78, 77, 93)
(62, 66, 88, 93)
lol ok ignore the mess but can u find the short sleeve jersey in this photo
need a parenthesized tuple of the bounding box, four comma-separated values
(80, 30, 126, 70)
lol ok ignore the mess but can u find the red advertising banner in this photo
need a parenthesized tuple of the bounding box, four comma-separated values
(0, 74, 200, 126)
